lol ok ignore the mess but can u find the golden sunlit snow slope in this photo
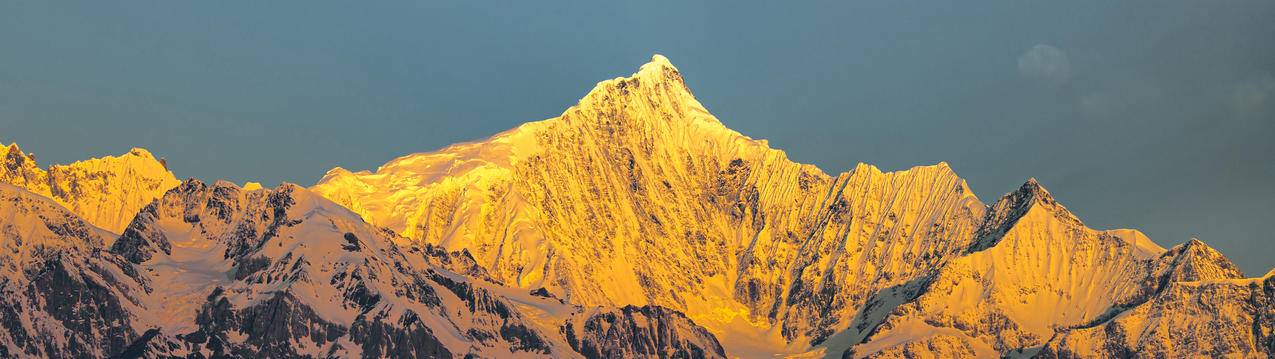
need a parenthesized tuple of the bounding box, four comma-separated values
(312, 55, 1275, 358)
(1039, 242, 1271, 357)
(851, 180, 1166, 357)
(0, 143, 179, 233)
(312, 56, 987, 352)
(315, 55, 819, 310)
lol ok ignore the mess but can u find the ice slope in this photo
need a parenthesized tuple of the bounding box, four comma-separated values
(0, 143, 179, 233)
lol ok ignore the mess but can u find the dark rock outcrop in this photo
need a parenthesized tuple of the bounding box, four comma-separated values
(562, 305, 726, 359)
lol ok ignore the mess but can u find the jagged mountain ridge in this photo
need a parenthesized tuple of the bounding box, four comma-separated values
(0, 177, 727, 358)
(0, 143, 179, 233)
(0, 178, 729, 356)
(312, 55, 1275, 358)
(0, 54, 1269, 358)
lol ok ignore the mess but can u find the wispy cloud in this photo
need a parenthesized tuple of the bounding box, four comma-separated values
(1018, 44, 1072, 85)
(1231, 74, 1275, 117)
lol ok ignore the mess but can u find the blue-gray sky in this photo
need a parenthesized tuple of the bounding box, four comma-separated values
(2, 1, 1272, 274)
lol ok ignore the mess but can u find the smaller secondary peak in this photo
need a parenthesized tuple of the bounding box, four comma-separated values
(174, 178, 209, 193)
(912, 161, 958, 175)
(850, 162, 883, 175)
(127, 147, 156, 159)
(2, 143, 36, 161)
(212, 180, 240, 189)
(969, 177, 1076, 252)
(1173, 238, 1228, 258)
(2, 143, 35, 161)
(324, 166, 354, 177)
(318, 167, 364, 184)
(276, 182, 304, 192)
(1012, 177, 1057, 205)
(1021, 177, 1044, 192)
(1162, 237, 1244, 281)
(632, 54, 684, 84)
(641, 54, 678, 72)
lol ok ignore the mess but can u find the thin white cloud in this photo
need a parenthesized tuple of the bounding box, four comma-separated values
(1077, 80, 1165, 119)
(1018, 44, 1072, 85)
(1231, 75, 1275, 117)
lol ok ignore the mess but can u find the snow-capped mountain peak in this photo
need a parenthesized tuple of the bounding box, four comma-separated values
(0, 143, 179, 234)
(968, 177, 1081, 252)
(311, 56, 1272, 358)
(3, 55, 1271, 358)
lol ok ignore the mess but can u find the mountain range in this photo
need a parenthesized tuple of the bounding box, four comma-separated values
(2, 55, 1271, 358)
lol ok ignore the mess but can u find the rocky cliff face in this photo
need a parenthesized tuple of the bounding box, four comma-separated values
(561, 305, 726, 359)
(311, 55, 1274, 358)
(0, 144, 179, 233)
(0, 184, 157, 358)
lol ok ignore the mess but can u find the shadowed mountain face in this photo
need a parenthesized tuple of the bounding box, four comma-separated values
(0, 178, 727, 358)
(0, 184, 151, 358)
(1, 55, 1270, 358)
